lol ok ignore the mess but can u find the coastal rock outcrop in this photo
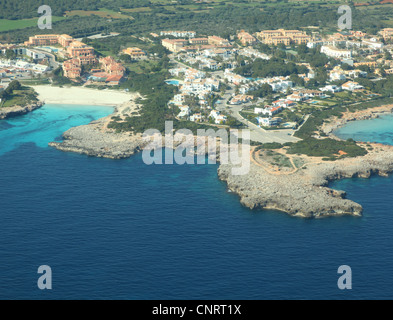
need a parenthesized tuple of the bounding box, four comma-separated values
(49, 123, 145, 159)
(218, 143, 393, 218)
(218, 162, 363, 218)
(0, 102, 43, 120)
(49, 99, 146, 159)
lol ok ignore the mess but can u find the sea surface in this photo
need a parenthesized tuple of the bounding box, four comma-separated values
(334, 113, 393, 145)
(1, 105, 393, 300)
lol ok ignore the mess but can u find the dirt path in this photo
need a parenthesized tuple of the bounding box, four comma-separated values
(250, 146, 325, 176)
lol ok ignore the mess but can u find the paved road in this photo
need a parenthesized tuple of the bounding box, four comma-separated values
(32, 48, 60, 70)
(215, 82, 299, 143)
(170, 56, 300, 144)
(218, 98, 300, 143)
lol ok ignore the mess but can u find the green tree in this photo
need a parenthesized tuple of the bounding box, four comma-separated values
(7, 80, 22, 92)
(5, 49, 16, 60)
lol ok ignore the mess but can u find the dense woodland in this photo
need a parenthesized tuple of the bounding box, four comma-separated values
(1, 2, 390, 43)
(0, 0, 151, 19)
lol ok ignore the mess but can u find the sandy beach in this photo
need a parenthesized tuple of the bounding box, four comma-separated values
(32, 85, 137, 106)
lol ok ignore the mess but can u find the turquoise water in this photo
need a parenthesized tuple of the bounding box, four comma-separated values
(166, 80, 180, 86)
(0, 104, 113, 155)
(1, 105, 393, 299)
(334, 113, 393, 145)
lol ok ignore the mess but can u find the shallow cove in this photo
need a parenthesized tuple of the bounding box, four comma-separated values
(0, 104, 114, 155)
(333, 113, 393, 145)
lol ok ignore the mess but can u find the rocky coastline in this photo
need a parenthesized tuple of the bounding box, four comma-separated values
(218, 142, 393, 218)
(49, 100, 146, 159)
(48, 101, 393, 218)
(0, 102, 43, 120)
(49, 124, 145, 159)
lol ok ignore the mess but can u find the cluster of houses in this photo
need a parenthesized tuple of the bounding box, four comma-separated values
(24, 34, 126, 85)
(168, 67, 226, 124)
(223, 69, 294, 94)
(177, 47, 237, 70)
(188, 109, 227, 124)
(230, 94, 254, 105)
(238, 47, 270, 61)
(0, 59, 49, 78)
(0, 44, 47, 61)
(85, 56, 126, 86)
(254, 104, 285, 128)
(307, 29, 393, 72)
(252, 77, 365, 128)
(161, 27, 393, 129)
(0, 43, 51, 80)
(308, 30, 376, 49)
(328, 66, 368, 81)
(169, 67, 220, 101)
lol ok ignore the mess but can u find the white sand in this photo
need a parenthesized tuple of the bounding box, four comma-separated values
(32, 85, 137, 106)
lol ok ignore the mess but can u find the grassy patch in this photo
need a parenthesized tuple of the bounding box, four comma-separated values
(64, 8, 132, 20)
(1, 87, 38, 108)
(0, 17, 65, 32)
(120, 7, 152, 13)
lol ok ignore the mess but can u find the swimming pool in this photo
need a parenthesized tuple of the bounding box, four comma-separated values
(166, 80, 180, 86)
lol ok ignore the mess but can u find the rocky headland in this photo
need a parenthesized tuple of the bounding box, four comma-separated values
(49, 99, 393, 218)
(49, 100, 146, 159)
(0, 102, 43, 120)
(218, 142, 393, 218)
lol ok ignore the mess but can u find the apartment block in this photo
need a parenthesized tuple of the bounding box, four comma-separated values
(24, 34, 59, 46)
(291, 35, 311, 45)
(380, 28, 393, 39)
(58, 34, 74, 48)
(99, 56, 125, 76)
(162, 39, 189, 52)
(24, 34, 75, 48)
(354, 61, 377, 68)
(264, 36, 291, 46)
(67, 41, 96, 64)
(189, 38, 209, 45)
(160, 31, 196, 38)
(208, 36, 230, 46)
(237, 30, 257, 46)
(258, 29, 311, 46)
(321, 45, 352, 59)
(258, 30, 284, 40)
(122, 47, 147, 60)
(63, 58, 82, 79)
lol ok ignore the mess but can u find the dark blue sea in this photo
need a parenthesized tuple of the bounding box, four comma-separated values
(1, 104, 393, 300)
